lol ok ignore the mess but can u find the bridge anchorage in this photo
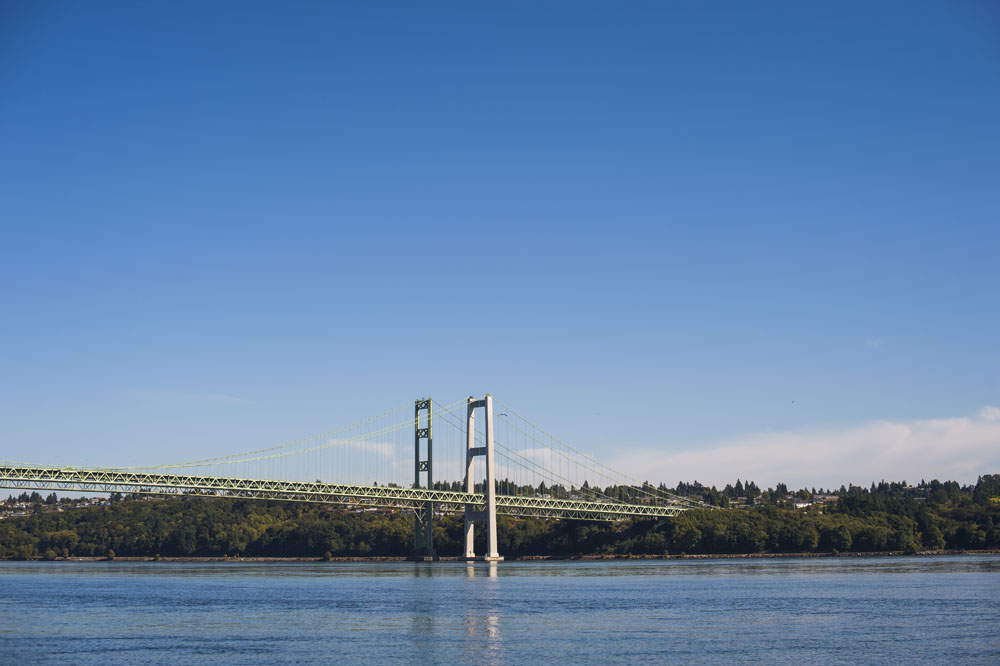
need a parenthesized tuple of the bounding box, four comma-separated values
(0, 393, 701, 562)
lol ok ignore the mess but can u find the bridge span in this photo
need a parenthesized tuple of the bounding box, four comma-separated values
(0, 395, 701, 560)
(0, 465, 686, 521)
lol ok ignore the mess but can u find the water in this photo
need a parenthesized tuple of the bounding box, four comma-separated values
(1, 555, 997, 664)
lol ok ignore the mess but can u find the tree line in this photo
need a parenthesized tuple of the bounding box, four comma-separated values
(1, 475, 997, 560)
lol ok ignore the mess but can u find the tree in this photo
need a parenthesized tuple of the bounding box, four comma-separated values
(0, 476, 994, 560)
(973, 475, 1000, 505)
(921, 524, 945, 550)
(853, 526, 893, 552)
(672, 524, 702, 553)
(820, 525, 852, 552)
(950, 524, 986, 549)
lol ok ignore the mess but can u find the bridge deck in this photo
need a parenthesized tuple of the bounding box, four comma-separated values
(0, 465, 686, 521)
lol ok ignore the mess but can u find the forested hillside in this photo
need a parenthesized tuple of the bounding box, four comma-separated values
(2, 476, 997, 559)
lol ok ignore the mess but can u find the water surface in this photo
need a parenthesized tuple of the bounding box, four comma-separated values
(1, 555, 997, 664)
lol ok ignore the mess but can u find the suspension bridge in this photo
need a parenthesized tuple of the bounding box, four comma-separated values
(0, 395, 704, 560)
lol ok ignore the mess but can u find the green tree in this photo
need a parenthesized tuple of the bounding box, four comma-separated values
(819, 525, 852, 552)
(973, 475, 1000, 505)
(672, 524, 702, 553)
(921, 523, 945, 549)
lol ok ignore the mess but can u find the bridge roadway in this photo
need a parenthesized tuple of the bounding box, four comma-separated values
(0, 465, 686, 521)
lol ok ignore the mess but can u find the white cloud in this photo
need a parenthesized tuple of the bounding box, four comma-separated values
(980, 406, 1000, 422)
(611, 407, 1000, 489)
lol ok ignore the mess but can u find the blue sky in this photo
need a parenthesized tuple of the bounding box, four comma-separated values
(1, 1, 998, 486)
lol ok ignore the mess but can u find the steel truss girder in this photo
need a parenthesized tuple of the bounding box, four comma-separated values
(0, 465, 686, 521)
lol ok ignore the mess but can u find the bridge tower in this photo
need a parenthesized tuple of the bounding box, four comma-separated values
(411, 398, 437, 560)
(463, 394, 503, 561)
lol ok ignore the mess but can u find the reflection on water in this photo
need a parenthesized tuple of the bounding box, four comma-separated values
(465, 562, 499, 579)
(461, 563, 502, 666)
(0, 556, 997, 664)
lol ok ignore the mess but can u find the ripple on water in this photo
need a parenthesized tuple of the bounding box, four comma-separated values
(0, 556, 998, 665)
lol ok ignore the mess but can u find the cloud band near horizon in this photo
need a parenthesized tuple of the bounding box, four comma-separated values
(612, 407, 1000, 490)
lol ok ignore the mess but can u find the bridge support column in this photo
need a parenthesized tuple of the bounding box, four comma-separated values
(410, 398, 437, 560)
(463, 394, 503, 562)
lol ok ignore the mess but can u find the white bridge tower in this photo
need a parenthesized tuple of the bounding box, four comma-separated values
(463, 394, 503, 561)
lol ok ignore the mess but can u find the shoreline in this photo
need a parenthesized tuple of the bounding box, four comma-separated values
(9, 548, 998, 563)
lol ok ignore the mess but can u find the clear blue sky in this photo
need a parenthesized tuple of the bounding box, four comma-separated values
(1, 1, 997, 484)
